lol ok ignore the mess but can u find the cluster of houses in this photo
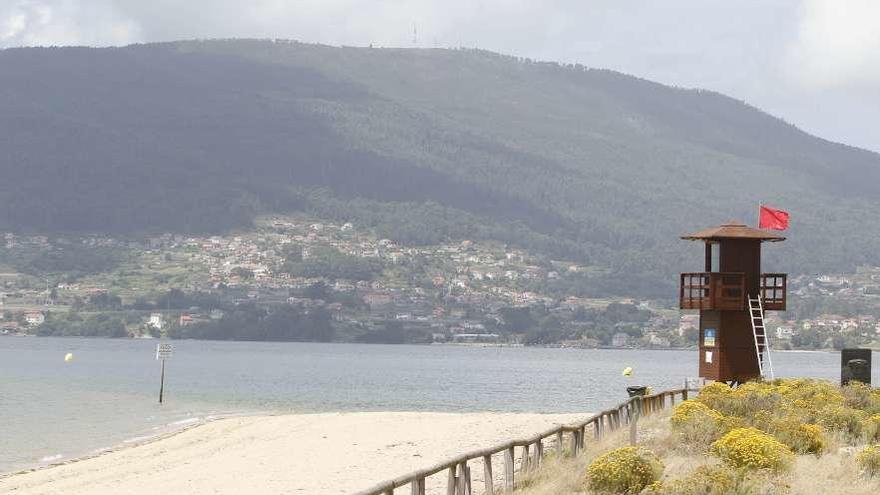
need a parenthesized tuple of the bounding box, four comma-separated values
(2, 226, 880, 347)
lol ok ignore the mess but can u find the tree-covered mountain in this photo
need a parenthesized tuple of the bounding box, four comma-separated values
(2, 40, 879, 296)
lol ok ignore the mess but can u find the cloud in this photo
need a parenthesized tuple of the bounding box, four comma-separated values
(786, 0, 880, 89)
(0, 0, 141, 47)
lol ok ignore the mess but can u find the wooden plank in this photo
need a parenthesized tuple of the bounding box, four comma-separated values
(447, 466, 457, 495)
(457, 463, 467, 495)
(629, 398, 640, 446)
(483, 454, 495, 495)
(411, 477, 425, 495)
(504, 447, 515, 492)
(464, 465, 472, 495)
(556, 431, 563, 456)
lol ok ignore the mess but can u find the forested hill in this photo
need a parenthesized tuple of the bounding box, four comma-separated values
(2, 40, 880, 296)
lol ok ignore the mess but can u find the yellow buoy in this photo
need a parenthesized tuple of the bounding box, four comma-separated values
(64, 352, 74, 362)
(622, 366, 633, 377)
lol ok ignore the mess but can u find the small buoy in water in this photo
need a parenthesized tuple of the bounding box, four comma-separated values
(64, 352, 74, 362)
(622, 366, 633, 377)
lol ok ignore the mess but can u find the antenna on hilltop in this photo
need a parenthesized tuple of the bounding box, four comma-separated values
(413, 23, 418, 45)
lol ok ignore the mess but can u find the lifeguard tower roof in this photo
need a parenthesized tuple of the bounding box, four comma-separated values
(681, 221, 785, 242)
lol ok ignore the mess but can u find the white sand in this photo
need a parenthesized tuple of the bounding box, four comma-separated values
(0, 412, 590, 495)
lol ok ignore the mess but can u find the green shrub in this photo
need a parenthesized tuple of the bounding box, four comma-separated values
(710, 427, 793, 471)
(586, 446, 664, 494)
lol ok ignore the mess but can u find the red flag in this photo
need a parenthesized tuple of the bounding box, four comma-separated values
(759, 205, 789, 230)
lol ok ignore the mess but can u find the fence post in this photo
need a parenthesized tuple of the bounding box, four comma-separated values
(521, 444, 530, 472)
(504, 447, 515, 492)
(569, 430, 579, 456)
(411, 477, 425, 495)
(629, 397, 641, 446)
(556, 431, 563, 456)
(457, 463, 471, 495)
(683, 389, 689, 401)
(533, 440, 542, 467)
(483, 454, 494, 495)
(447, 466, 457, 495)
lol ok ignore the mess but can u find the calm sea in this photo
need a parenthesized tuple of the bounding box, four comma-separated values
(0, 337, 875, 473)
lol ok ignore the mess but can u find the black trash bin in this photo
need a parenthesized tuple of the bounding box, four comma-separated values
(841, 348, 872, 385)
(626, 386, 648, 397)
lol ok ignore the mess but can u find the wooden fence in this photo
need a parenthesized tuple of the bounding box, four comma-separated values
(353, 388, 689, 495)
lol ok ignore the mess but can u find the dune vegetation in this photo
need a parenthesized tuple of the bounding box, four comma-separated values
(513, 379, 880, 495)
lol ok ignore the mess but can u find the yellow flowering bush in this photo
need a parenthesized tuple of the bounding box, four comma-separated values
(726, 382, 781, 418)
(865, 415, 880, 443)
(817, 405, 867, 440)
(671, 400, 723, 426)
(869, 389, 880, 415)
(641, 465, 739, 495)
(719, 415, 747, 434)
(670, 400, 725, 445)
(843, 382, 874, 410)
(768, 418, 826, 454)
(779, 379, 846, 413)
(694, 382, 734, 411)
(710, 427, 793, 471)
(586, 446, 664, 494)
(856, 445, 880, 477)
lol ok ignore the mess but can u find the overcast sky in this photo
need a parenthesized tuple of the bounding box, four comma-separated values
(3, 0, 880, 152)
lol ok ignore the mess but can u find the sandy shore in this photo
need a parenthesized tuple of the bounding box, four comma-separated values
(0, 411, 589, 495)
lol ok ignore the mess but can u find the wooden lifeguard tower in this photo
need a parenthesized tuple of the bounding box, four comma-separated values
(680, 221, 787, 383)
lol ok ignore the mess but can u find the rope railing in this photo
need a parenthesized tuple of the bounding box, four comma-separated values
(352, 388, 689, 495)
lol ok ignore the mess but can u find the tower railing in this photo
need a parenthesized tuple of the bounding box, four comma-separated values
(680, 272, 787, 311)
(679, 272, 745, 310)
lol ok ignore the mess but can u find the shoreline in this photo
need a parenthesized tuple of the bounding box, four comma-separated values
(2, 334, 862, 352)
(0, 411, 591, 495)
(0, 414, 224, 480)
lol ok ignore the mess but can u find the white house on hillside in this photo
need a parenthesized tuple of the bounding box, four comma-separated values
(24, 311, 45, 327)
(148, 313, 165, 329)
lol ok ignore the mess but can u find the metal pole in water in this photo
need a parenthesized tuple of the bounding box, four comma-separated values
(159, 358, 166, 404)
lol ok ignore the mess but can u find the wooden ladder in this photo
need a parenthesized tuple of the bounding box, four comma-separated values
(749, 295, 774, 380)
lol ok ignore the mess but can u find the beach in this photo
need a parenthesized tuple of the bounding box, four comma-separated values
(0, 411, 588, 495)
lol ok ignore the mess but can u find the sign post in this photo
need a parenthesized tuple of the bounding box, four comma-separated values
(156, 343, 173, 404)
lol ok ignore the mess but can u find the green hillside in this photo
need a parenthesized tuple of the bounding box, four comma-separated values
(2, 39, 879, 296)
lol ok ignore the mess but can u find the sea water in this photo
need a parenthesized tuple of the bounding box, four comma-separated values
(0, 337, 873, 473)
